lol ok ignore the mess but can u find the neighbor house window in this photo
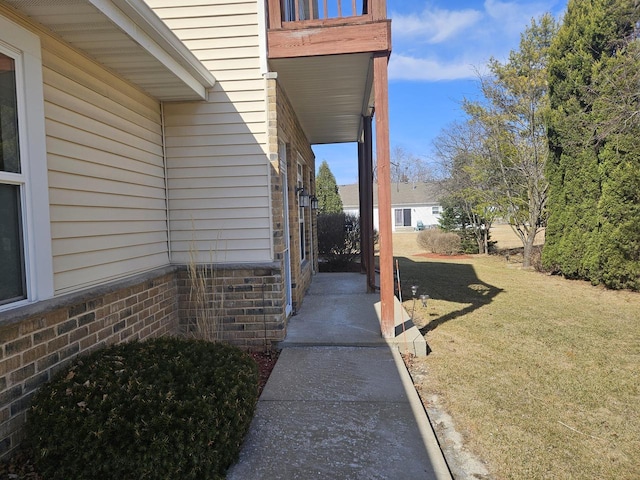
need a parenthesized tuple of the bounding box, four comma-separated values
(0, 17, 53, 311)
(432, 206, 440, 215)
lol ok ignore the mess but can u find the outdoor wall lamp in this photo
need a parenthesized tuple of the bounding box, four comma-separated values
(310, 196, 319, 210)
(420, 294, 429, 307)
(296, 186, 310, 207)
(411, 285, 418, 297)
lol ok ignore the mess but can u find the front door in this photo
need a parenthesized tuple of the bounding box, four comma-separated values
(279, 141, 293, 316)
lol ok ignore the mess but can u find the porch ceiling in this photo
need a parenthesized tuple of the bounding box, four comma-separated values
(4, 0, 215, 101)
(270, 53, 374, 145)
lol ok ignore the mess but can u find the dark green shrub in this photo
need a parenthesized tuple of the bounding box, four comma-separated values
(26, 338, 258, 480)
(317, 212, 361, 270)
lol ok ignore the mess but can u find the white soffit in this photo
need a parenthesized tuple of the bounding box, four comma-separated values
(5, 0, 215, 101)
(270, 53, 373, 145)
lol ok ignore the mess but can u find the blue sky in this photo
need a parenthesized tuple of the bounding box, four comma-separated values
(313, 0, 568, 185)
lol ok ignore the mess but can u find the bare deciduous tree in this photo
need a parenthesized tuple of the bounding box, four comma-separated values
(461, 14, 557, 267)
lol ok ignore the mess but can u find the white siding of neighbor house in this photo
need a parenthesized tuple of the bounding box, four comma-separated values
(41, 35, 170, 294)
(388, 205, 442, 232)
(345, 205, 442, 232)
(411, 205, 442, 229)
(147, 0, 272, 263)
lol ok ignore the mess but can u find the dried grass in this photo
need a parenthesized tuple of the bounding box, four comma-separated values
(394, 235, 640, 479)
(187, 232, 224, 342)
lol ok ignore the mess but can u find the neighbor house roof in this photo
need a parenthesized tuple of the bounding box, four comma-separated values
(339, 182, 444, 209)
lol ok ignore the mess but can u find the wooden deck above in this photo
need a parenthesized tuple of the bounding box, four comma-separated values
(266, 0, 391, 59)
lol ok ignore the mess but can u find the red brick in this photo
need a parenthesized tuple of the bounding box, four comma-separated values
(47, 335, 69, 353)
(79, 334, 97, 351)
(21, 344, 47, 365)
(0, 325, 20, 344)
(69, 326, 89, 343)
(10, 363, 35, 383)
(18, 317, 46, 336)
(5, 337, 32, 357)
(0, 356, 21, 378)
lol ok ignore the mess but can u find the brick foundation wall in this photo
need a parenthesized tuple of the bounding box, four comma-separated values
(0, 267, 179, 458)
(177, 264, 286, 349)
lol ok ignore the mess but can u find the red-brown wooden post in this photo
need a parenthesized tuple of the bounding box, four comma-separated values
(374, 52, 394, 338)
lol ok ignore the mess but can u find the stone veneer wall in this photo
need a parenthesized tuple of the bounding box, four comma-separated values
(0, 267, 179, 458)
(176, 264, 285, 349)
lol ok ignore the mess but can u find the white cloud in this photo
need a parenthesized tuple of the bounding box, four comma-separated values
(389, 54, 488, 81)
(389, 0, 562, 83)
(392, 7, 483, 43)
(483, 0, 554, 34)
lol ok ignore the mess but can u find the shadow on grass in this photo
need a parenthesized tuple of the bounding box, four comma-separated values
(395, 256, 503, 335)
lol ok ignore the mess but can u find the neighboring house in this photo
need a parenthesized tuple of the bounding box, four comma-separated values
(0, 0, 392, 457)
(340, 182, 443, 232)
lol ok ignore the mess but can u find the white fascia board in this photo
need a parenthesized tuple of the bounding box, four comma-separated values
(89, 0, 215, 99)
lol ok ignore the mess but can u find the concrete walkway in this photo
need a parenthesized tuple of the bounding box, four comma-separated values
(227, 273, 452, 480)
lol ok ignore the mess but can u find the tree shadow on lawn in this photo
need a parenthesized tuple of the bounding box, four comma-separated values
(395, 256, 504, 335)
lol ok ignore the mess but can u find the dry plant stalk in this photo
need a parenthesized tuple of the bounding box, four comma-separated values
(187, 231, 224, 342)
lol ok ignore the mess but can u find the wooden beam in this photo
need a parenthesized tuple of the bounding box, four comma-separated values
(374, 53, 393, 338)
(268, 20, 391, 58)
(280, 14, 373, 29)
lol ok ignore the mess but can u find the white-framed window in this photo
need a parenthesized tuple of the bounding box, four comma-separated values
(432, 206, 441, 215)
(0, 16, 53, 311)
(297, 160, 306, 262)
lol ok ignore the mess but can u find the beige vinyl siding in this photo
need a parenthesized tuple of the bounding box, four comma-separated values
(41, 35, 169, 294)
(147, 1, 272, 263)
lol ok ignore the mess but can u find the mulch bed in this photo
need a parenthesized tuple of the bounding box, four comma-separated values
(0, 449, 40, 480)
(1, 350, 280, 480)
(250, 349, 280, 396)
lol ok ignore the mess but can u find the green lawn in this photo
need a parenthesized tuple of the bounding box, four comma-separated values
(394, 235, 639, 479)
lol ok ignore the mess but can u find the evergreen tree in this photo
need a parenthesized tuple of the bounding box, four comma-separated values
(591, 40, 640, 289)
(316, 160, 343, 214)
(544, 0, 639, 289)
(438, 199, 485, 254)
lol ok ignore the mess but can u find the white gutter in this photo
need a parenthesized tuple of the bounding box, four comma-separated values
(160, 102, 172, 263)
(256, 0, 269, 75)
